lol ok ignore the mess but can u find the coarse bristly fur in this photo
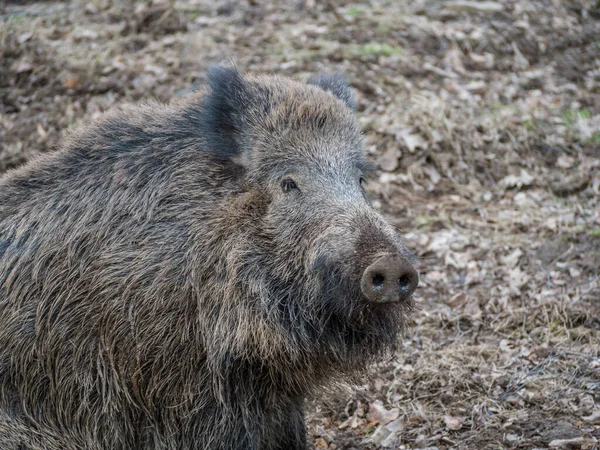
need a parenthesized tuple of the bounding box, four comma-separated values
(0, 67, 416, 450)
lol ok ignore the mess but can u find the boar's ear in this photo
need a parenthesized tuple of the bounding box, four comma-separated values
(308, 73, 356, 110)
(200, 66, 250, 163)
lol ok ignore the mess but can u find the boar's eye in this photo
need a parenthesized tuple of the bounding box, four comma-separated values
(281, 178, 299, 193)
(360, 177, 367, 189)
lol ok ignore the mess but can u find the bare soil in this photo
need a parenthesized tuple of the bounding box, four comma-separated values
(1, 0, 599, 449)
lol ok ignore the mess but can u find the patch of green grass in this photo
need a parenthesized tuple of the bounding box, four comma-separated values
(362, 426, 375, 437)
(414, 214, 443, 229)
(522, 119, 538, 130)
(489, 103, 504, 118)
(376, 23, 392, 34)
(4, 12, 33, 23)
(589, 227, 600, 237)
(291, 48, 320, 60)
(184, 9, 203, 19)
(562, 108, 591, 129)
(344, 7, 363, 16)
(346, 42, 403, 58)
(585, 131, 600, 145)
(549, 320, 567, 336)
(488, 102, 518, 120)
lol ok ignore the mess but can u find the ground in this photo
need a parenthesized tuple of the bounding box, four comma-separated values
(1, 0, 599, 449)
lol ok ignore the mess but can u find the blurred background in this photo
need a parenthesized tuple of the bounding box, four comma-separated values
(1, 0, 599, 448)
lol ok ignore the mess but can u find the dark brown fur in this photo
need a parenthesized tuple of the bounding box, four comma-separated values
(0, 68, 415, 449)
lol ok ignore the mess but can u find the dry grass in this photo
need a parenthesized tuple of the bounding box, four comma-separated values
(1, 0, 599, 448)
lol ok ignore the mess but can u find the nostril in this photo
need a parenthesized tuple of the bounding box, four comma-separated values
(397, 266, 419, 299)
(372, 273, 385, 291)
(398, 274, 411, 292)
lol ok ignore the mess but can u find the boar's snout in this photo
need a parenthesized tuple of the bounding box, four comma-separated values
(360, 253, 419, 304)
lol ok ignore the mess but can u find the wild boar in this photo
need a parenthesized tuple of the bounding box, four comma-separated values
(0, 67, 418, 450)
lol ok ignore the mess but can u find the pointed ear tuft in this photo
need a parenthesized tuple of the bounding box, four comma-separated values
(308, 73, 356, 110)
(201, 66, 249, 160)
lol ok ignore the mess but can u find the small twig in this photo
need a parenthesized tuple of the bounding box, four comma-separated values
(497, 353, 557, 401)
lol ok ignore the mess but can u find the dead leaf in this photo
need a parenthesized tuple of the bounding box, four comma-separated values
(582, 410, 600, 425)
(64, 75, 80, 89)
(505, 395, 525, 407)
(448, 292, 469, 308)
(443, 415, 464, 430)
(368, 417, 404, 447)
(368, 426, 392, 445)
(549, 437, 597, 449)
(500, 169, 534, 189)
(338, 401, 367, 430)
(499, 339, 514, 352)
(377, 146, 400, 172)
(36, 123, 48, 140)
(463, 298, 482, 320)
(506, 433, 521, 442)
(448, 290, 482, 319)
(407, 415, 422, 424)
(469, 52, 495, 69)
(12, 59, 33, 74)
(556, 155, 576, 169)
(423, 166, 441, 185)
(367, 400, 400, 426)
(74, 28, 99, 41)
(396, 128, 428, 152)
(501, 248, 523, 269)
(415, 434, 427, 447)
(446, 1, 504, 13)
(337, 416, 353, 430)
(384, 418, 404, 433)
(509, 266, 530, 292)
(512, 42, 530, 70)
(551, 172, 590, 197)
(18, 32, 33, 44)
(444, 44, 465, 74)
(314, 437, 328, 449)
(466, 80, 486, 93)
(576, 395, 595, 415)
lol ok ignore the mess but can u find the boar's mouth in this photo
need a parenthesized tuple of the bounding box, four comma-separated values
(305, 266, 413, 355)
(304, 266, 415, 360)
(264, 254, 415, 365)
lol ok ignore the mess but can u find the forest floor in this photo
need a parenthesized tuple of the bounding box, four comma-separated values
(1, 0, 599, 448)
